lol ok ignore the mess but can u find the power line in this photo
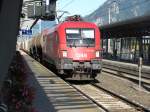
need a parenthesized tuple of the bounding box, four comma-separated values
(60, 0, 75, 10)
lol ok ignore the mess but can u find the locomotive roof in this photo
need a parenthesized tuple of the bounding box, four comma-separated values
(42, 21, 98, 35)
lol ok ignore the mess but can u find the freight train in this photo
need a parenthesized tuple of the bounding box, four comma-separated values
(20, 15, 102, 80)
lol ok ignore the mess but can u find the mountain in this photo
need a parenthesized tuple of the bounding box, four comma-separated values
(85, 0, 150, 26)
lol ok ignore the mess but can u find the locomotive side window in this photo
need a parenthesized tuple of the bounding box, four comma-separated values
(66, 28, 95, 47)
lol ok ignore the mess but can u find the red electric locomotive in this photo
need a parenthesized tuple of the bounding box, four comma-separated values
(30, 15, 102, 80)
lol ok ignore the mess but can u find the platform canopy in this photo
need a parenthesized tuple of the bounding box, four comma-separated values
(21, 0, 57, 29)
(100, 14, 150, 38)
(21, 0, 36, 29)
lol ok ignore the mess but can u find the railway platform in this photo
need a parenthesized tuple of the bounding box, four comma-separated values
(21, 51, 103, 112)
(102, 59, 150, 77)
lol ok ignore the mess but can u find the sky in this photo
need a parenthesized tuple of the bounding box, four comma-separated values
(57, 0, 107, 17)
(24, 0, 107, 34)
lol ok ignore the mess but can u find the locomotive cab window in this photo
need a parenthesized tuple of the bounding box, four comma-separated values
(66, 28, 95, 47)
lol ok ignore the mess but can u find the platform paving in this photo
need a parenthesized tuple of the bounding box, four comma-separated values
(102, 59, 150, 78)
(102, 59, 150, 68)
(21, 51, 103, 112)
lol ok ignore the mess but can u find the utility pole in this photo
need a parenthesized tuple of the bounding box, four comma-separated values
(108, 7, 111, 24)
(108, 1, 120, 54)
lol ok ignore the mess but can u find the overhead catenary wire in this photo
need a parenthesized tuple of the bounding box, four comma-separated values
(59, 0, 75, 10)
(56, 0, 76, 22)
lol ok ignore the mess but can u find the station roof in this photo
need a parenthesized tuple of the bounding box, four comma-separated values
(100, 14, 150, 38)
(20, 0, 35, 29)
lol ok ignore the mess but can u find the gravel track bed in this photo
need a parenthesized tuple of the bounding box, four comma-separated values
(95, 72, 150, 110)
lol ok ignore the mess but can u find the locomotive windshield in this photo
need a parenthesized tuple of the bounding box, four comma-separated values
(66, 28, 95, 47)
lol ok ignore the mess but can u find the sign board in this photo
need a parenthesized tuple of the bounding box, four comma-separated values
(20, 29, 32, 35)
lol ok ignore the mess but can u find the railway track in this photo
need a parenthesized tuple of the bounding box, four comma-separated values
(25, 53, 149, 111)
(102, 60, 150, 80)
(71, 83, 144, 112)
(102, 68, 150, 85)
(102, 66, 150, 90)
(41, 59, 149, 111)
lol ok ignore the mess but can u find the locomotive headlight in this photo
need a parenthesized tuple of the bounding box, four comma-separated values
(96, 51, 100, 58)
(62, 51, 67, 57)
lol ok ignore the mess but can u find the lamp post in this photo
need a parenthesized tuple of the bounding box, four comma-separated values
(107, 1, 120, 57)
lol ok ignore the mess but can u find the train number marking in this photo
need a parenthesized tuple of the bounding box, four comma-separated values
(76, 53, 87, 58)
